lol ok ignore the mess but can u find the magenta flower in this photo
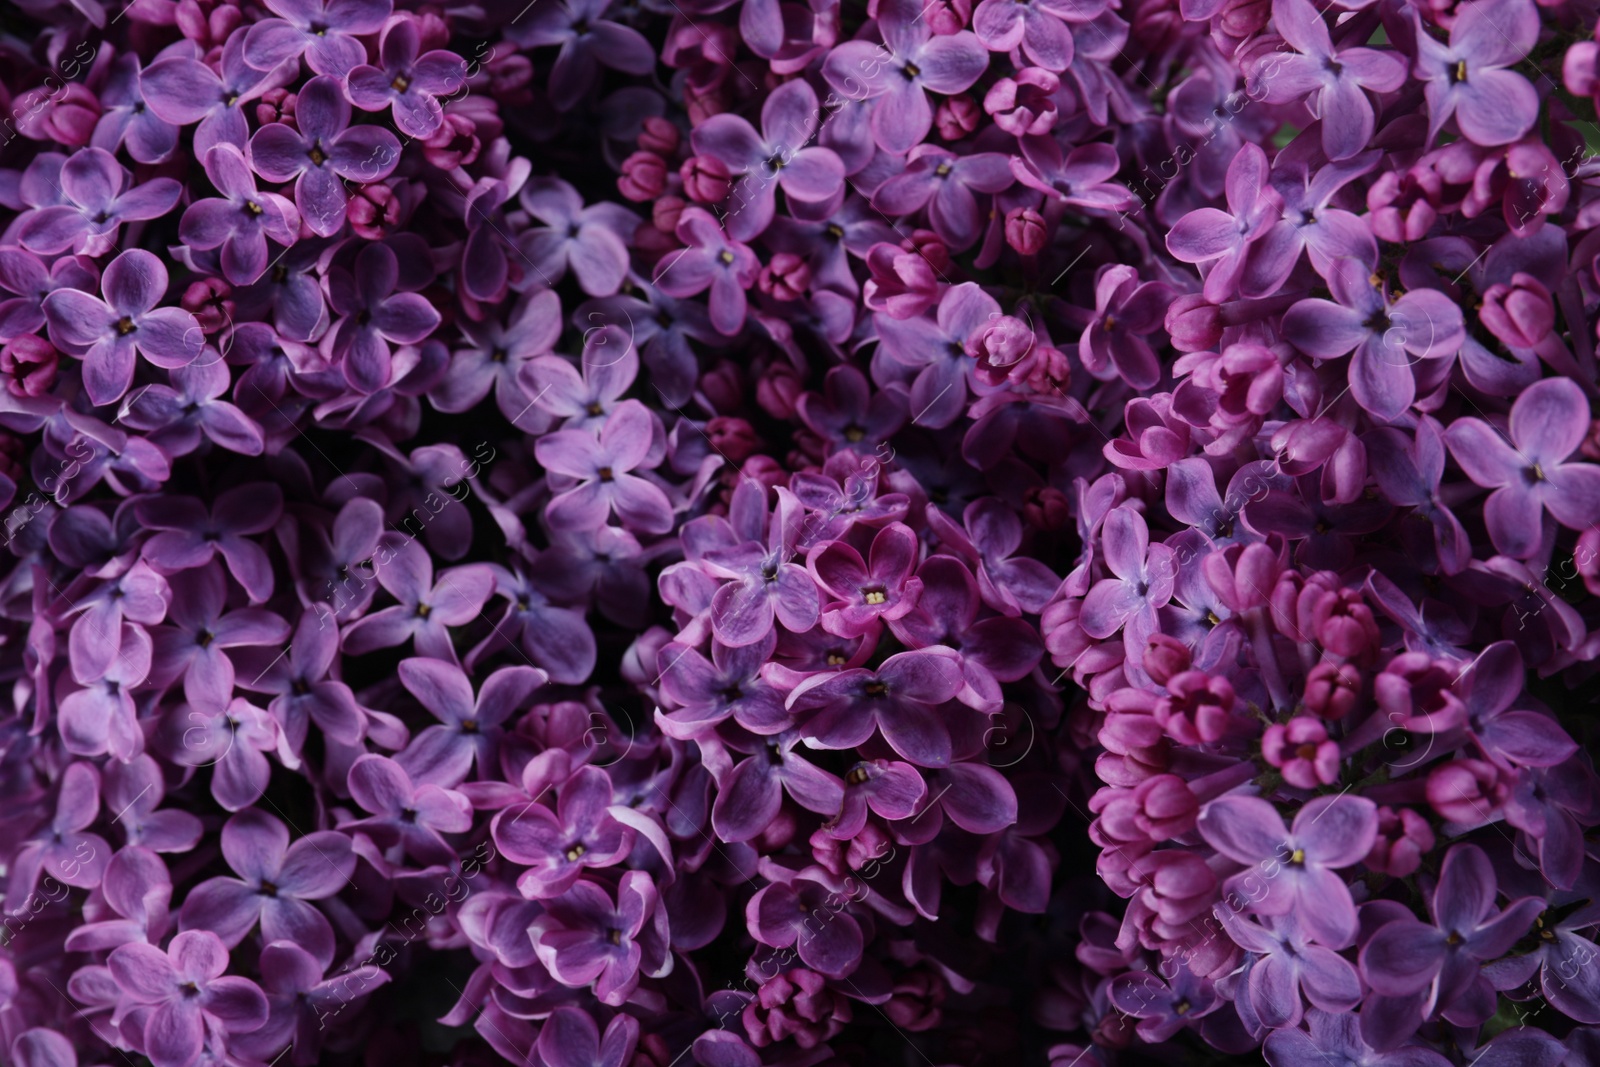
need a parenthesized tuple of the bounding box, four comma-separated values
(1080, 505, 1176, 662)
(711, 729, 847, 841)
(323, 241, 441, 393)
(808, 522, 925, 638)
(141, 33, 284, 155)
(788, 646, 966, 767)
(1442, 377, 1600, 558)
(108, 930, 268, 1067)
(149, 563, 289, 711)
(42, 248, 204, 406)
(536, 1007, 640, 1067)
(747, 867, 866, 978)
(1165, 144, 1282, 303)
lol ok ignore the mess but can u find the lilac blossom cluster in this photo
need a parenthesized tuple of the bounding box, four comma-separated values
(0, 0, 1598, 1065)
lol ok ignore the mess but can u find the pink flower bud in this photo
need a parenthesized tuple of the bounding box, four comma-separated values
(757, 252, 811, 301)
(934, 95, 981, 140)
(708, 417, 763, 463)
(1479, 271, 1555, 349)
(984, 68, 1060, 136)
(863, 242, 940, 320)
(1023, 485, 1071, 531)
(348, 183, 401, 240)
(652, 194, 687, 235)
(1261, 717, 1340, 789)
(680, 155, 732, 202)
(256, 87, 295, 129)
(1155, 671, 1235, 744)
(1165, 293, 1223, 352)
(969, 315, 1034, 371)
(1142, 633, 1192, 685)
(181, 277, 235, 335)
(639, 116, 681, 155)
(1426, 759, 1507, 824)
(1004, 206, 1048, 255)
(1, 335, 58, 398)
(757, 360, 804, 419)
(1303, 661, 1361, 720)
(422, 112, 481, 170)
(1365, 806, 1435, 877)
(1374, 652, 1465, 733)
(925, 0, 972, 32)
(619, 151, 669, 201)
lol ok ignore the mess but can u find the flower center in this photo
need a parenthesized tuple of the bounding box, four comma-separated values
(565, 843, 587, 861)
(718, 250, 735, 265)
(115, 316, 136, 336)
(598, 466, 614, 482)
(391, 73, 411, 92)
(1451, 59, 1468, 84)
(308, 142, 327, 167)
(863, 588, 887, 605)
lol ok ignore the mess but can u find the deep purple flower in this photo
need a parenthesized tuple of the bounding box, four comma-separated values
(347, 16, 467, 137)
(342, 753, 472, 864)
(536, 1006, 640, 1067)
(249, 76, 403, 238)
(340, 539, 493, 662)
(1108, 965, 1220, 1042)
(142, 33, 287, 155)
(972, 0, 1108, 69)
(788, 646, 966, 767)
(1079, 266, 1176, 390)
(1080, 505, 1176, 662)
(711, 729, 847, 841)
(1413, 0, 1540, 146)
(179, 145, 300, 286)
(1359, 843, 1542, 1022)
(19, 148, 181, 258)
(433, 289, 562, 422)
(1282, 260, 1464, 422)
(1011, 139, 1137, 215)
(491, 765, 633, 898)
(1262, 1010, 1450, 1067)
(178, 810, 354, 968)
(42, 248, 204, 406)
(518, 177, 637, 298)
(322, 242, 441, 392)
(3, 761, 110, 912)
(1219, 909, 1362, 1029)
(507, 0, 656, 111)
(747, 866, 866, 978)
(531, 873, 672, 1005)
(654, 208, 760, 336)
(91, 54, 179, 164)
(657, 630, 789, 740)
(395, 657, 546, 786)
(1165, 144, 1282, 303)
(150, 563, 289, 711)
(136, 483, 282, 604)
(244, 0, 394, 77)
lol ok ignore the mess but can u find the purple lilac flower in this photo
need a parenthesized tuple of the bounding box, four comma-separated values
(822, 0, 990, 154)
(1442, 376, 1600, 558)
(108, 930, 268, 1067)
(535, 399, 675, 535)
(654, 208, 761, 336)
(179, 145, 300, 287)
(518, 177, 638, 298)
(248, 75, 403, 239)
(178, 810, 354, 967)
(346, 17, 468, 137)
(491, 765, 634, 898)
(341, 753, 472, 865)
(507, 0, 656, 111)
(135, 484, 283, 604)
(531, 873, 672, 1005)
(244, 0, 394, 77)
(1412, 0, 1540, 146)
(689, 78, 846, 242)
(142, 33, 288, 155)
(42, 248, 204, 406)
(18, 148, 181, 258)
